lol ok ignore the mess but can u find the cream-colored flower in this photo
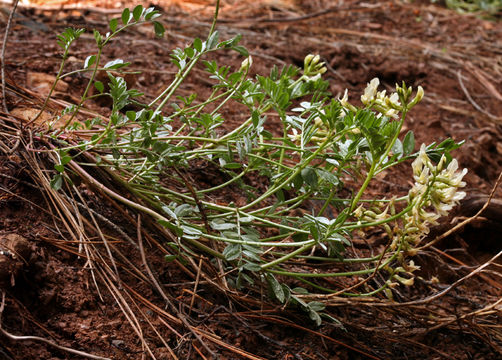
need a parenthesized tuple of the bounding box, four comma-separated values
(445, 159, 468, 187)
(361, 78, 379, 105)
(288, 128, 300, 142)
(388, 92, 401, 107)
(399, 143, 467, 249)
(411, 145, 427, 176)
(384, 108, 399, 119)
(339, 89, 357, 112)
(339, 89, 349, 107)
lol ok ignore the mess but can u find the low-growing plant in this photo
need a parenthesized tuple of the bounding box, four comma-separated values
(40, 2, 467, 324)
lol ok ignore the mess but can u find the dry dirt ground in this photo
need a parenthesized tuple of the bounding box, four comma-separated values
(0, 0, 502, 359)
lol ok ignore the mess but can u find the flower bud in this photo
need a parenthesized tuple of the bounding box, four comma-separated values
(304, 54, 314, 68)
(239, 56, 253, 73)
(408, 86, 424, 108)
(394, 274, 415, 286)
(303, 54, 326, 78)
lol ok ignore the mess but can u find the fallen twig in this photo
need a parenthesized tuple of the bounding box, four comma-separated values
(457, 70, 501, 121)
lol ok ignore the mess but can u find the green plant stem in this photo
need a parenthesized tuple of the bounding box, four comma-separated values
(151, 56, 203, 113)
(57, 47, 104, 134)
(29, 47, 71, 127)
(276, 120, 288, 175)
(53, 20, 144, 134)
(241, 136, 332, 211)
(317, 190, 336, 217)
(349, 111, 407, 213)
(377, 110, 408, 170)
(208, 0, 220, 36)
(295, 277, 389, 296)
(69, 159, 170, 223)
(261, 243, 313, 270)
(247, 153, 294, 171)
(263, 226, 404, 276)
(59, 67, 136, 79)
(209, 75, 246, 118)
(149, 0, 220, 113)
(204, 233, 314, 248)
(294, 253, 382, 263)
(128, 181, 313, 236)
(196, 169, 249, 194)
(268, 245, 399, 277)
(209, 102, 273, 145)
(340, 204, 413, 232)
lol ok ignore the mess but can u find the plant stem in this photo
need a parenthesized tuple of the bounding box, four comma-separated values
(28, 44, 72, 127)
(241, 135, 332, 211)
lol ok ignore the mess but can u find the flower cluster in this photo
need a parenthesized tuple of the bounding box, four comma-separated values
(302, 54, 327, 82)
(361, 78, 401, 118)
(388, 260, 421, 287)
(340, 78, 424, 118)
(395, 144, 467, 252)
(354, 144, 466, 288)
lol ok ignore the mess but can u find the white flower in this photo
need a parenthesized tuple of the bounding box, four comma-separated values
(435, 202, 454, 216)
(354, 204, 364, 219)
(453, 191, 466, 202)
(419, 209, 440, 225)
(288, 128, 300, 142)
(396, 144, 467, 250)
(339, 89, 357, 112)
(412, 145, 427, 171)
(445, 159, 468, 187)
(384, 108, 399, 119)
(339, 89, 349, 107)
(361, 78, 379, 105)
(414, 166, 430, 185)
(305, 73, 321, 82)
(304, 54, 315, 67)
(376, 89, 386, 100)
(437, 155, 447, 172)
(388, 92, 400, 107)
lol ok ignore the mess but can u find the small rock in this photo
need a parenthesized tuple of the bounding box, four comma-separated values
(10, 107, 71, 129)
(26, 71, 68, 95)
